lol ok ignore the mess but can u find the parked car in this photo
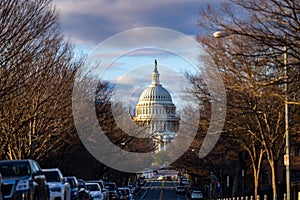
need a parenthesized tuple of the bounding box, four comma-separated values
(86, 180, 109, 200)
(104, 182, 119, 200)
(186, 184, 200, 198)
(67, 176, 86, 200)
(0, 159, 49, 200)
(117, 187, 133, 200)
(77, 179, 90, 200)
(85, 182, 103, 200)
(190, 190, 203, 200)
(126, 184, 136, 195)
(0, 172, 2, 200)
(43, 168, 71, 200)
(175, 186, 185, 194)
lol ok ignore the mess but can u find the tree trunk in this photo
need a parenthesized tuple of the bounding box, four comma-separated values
(253, 172, 259, 200)
(252, 149, 264, 200)
(269, 160, 277, 200)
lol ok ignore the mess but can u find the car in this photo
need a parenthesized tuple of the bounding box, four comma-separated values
(186, 184, 200, 198)
(86, 180, 109, 200)
(117, 187, 133, 200)
(180, 177, 188, 185)
(0, 159, 49, 200)
(157, 175, 164, 181)
(43, 168, 71, 200)
(104, 182, 119, 200)
(190, 190, 203, 200)
(77, 179, 91, 200)
(126, 184, 136, 195)
(86, 182, 103, 200)
(0, 172, 3, 200)
(67, 176, 87, 200)
(175, 186, 185, 194)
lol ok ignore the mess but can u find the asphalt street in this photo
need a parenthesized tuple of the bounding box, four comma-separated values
(136, 180, 188, 200)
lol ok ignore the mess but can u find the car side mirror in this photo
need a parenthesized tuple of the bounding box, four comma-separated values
(63, 177, 68, 183)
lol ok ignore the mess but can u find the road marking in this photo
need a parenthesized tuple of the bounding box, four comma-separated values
(159, 190, 163, 200)
(139, 181, 153, 200)
(158, 181, 164, 200)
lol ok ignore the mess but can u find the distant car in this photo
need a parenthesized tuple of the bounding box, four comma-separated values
(157, 175, 164, 181)
(136, 178, 145, 187)
(43, 168, 71, 200)
(86, 180, 109, 200)
(104, 182, 119, 200)
(186, 184, 200, 197)
(180, 177, 188, 185)
(77, 179, 90, 200)
(67, 176, 86, 200)
(175, 186, 185, 194)
(126, 184, 136, 195)
(191, 190, 203, 200)
(86, 182, 103, 200)
(117, 187, 133, 200)
(0, 159, 49, 200)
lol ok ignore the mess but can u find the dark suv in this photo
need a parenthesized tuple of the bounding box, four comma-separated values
(0, 159, 49, 200)
(104, 182, 119, 200)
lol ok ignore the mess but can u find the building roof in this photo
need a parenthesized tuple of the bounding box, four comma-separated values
(138, 60, 173, 103)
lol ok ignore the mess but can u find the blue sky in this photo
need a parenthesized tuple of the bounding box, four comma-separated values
(53, 0, 223, 108)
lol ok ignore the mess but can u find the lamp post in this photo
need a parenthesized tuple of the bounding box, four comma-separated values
(284, 42, 290, 200)
(213, 31, 291, 200)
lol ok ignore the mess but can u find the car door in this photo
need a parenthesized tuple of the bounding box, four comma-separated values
(31, 160, 49, 200)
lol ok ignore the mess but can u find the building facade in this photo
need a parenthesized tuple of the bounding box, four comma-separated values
(132, 60, 180, 151)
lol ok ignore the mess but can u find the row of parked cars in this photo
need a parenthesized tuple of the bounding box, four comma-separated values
(175, 176, 203, 199)
(0, 159, 141, 200)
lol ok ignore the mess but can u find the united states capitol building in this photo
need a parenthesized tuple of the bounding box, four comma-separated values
(132, 60, 180, 152)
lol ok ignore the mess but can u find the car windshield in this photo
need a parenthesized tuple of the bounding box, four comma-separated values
(87, 184, 99, 191)
(0, 162, 31, 177)
(43, 171, 61, 182)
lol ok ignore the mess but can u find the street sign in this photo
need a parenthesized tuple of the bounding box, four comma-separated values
(227, 176, 229, 187)
(284, 155, 289, 166)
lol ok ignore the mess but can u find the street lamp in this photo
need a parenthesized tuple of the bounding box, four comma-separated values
(213, 31, 291, 200)
(283, 41, 291, 200)
(213, 31, 231, 38)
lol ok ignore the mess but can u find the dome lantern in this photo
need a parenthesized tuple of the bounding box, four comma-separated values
(152, 59, 160, 86)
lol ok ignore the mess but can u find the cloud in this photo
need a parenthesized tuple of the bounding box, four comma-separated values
(53, 0, 221, 48)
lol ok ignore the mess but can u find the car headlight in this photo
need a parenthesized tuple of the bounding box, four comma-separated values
(16, 180, 29, 191)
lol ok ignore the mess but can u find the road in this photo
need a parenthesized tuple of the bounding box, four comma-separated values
(136, 180, 188, 200)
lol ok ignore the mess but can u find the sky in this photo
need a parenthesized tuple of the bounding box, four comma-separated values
(53, 0, 221, 52)
(52, 0, 223, 108)
(55, 1, 228, 164)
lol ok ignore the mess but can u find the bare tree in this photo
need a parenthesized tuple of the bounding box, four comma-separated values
(196, 0, 300, 199)
(0, 0, 82, 161)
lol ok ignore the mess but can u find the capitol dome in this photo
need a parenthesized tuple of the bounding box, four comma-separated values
(139, 85, 172, 102)
(133, 60, 179, 137)
(138, 59, 173, 104)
